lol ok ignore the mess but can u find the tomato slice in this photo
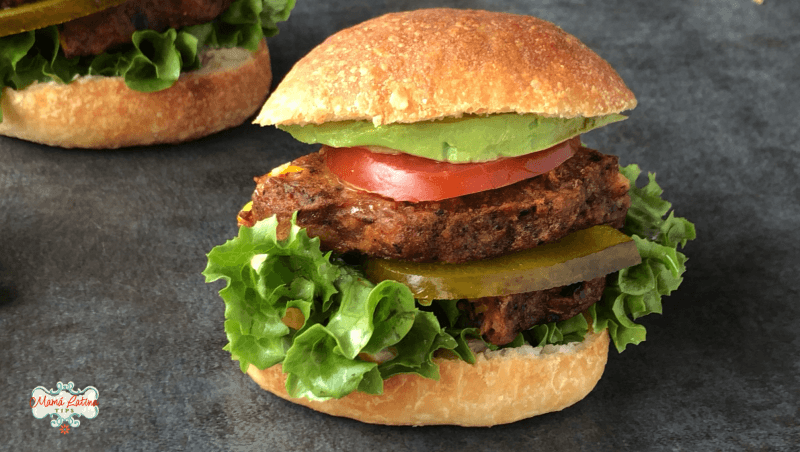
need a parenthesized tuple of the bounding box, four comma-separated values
(0, 0, 127, 38)
(324, 137, 580, 202)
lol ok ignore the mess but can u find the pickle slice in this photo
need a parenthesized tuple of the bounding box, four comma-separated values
(0, 0, 127, 38)
(364, 225, 642, 300)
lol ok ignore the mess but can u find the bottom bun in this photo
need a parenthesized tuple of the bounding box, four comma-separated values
(247, 330, 610, 427)
(0, 40, 272, 149)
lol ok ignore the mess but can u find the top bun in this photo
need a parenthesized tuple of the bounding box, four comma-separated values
(256, 8, 636, 126)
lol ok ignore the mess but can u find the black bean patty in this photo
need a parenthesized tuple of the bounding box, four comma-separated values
(460, 277, 606, 345)
(30, 0, 236, 58)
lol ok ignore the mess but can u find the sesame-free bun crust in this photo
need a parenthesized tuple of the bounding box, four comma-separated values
(0, 40, 272, 149)
(247, 330, 609, 427)
(256, 9, 636, 126)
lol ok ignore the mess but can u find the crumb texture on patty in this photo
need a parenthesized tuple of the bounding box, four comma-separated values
(239, 145, 631, 263)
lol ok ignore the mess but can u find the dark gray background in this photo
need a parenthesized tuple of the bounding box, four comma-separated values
(1, 0, 798, 450)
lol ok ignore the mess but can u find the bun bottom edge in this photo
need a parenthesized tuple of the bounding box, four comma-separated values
(0, 40, 272, 149)
(246, 330, 610, 427)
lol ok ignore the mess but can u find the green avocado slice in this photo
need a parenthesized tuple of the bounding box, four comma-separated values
(279, 113, 627, 163)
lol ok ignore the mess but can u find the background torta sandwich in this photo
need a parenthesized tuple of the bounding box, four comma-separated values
(0, 0, 295, 148)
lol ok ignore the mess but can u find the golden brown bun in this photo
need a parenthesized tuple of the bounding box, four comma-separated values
(0, 40, 272, 149)
(256, 9, 636, 126)
(247, 330, 609, 427)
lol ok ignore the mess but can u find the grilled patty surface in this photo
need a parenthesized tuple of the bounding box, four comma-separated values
(239, 145, 631, 263)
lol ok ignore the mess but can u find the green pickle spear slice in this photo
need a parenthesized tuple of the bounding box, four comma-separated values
(364, 225, 642, 300)
(0, 0, 127, 38)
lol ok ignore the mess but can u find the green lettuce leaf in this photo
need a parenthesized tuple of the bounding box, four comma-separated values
(0, 0, 294, 122)
(590, 164, 695, 352)
(205, 214, 444, 400)
(529, 313, 590, 347)
(377, 311, 457, 381)
(185, 0, 296, 50)
(283, 324, 380, 401)
(326, 272, 416, 360)
(461, 164, 695, 353)
(205, 215, 339, 372)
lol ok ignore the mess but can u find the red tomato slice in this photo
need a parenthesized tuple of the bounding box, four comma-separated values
(323, 137, 580, 202)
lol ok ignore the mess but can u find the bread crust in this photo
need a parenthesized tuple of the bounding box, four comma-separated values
(0, 40, 272, 149)
(246, 330, 609, 426)
(256, 9, 636, 126)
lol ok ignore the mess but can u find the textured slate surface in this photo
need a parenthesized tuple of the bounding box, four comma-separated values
(1, 0, 798, 450)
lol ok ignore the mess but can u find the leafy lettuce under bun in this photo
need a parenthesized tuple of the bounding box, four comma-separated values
(0, 0, 295, 148)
